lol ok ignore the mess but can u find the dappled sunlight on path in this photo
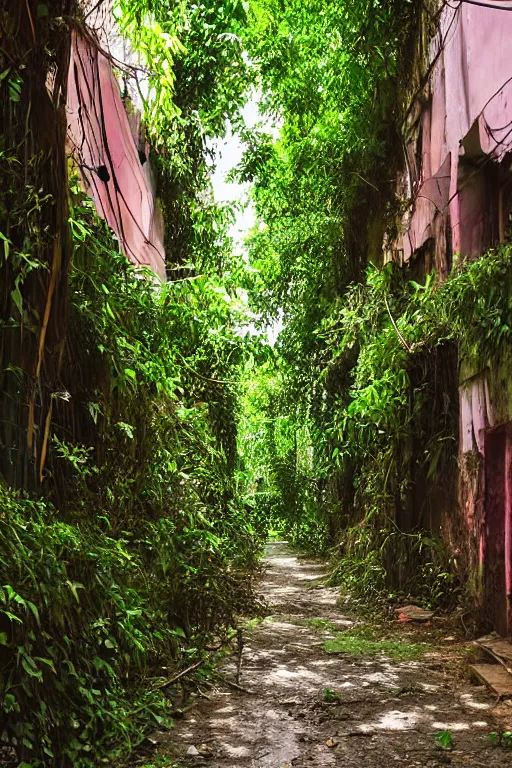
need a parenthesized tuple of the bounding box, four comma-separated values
(157, 542, 512, 768)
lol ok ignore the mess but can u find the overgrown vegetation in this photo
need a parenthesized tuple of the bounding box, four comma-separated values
(236, 0, 426, 555)
(0, 1, 261, 764)
(237, 0, 512, 610)
(242, 235, 512, 605)
(1, 0, 511, 763)
(323, 632, 425, 661)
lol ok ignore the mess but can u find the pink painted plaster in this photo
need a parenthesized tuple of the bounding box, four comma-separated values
(460, 375, 494, 456)
(506, 432, 512, 602)
(67, 33, 166, 279)
(397, 2, 512, 262)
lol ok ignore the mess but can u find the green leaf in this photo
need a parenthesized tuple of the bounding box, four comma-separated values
(66, 580, 84, 603)
(435, 730, 453, 750)
(2, 611, 23, 624)
(3, 693, 17, 713)
(116, 421, 134, 439)
(503, 732, 512, 748)
(21, 656, 43, 681)
(10, 286, 23, 315)
(35, 657, 56, 673)
(0, 231, 10, 259)
(27, 601, 40, 625)
(488, 732, 500, 747)
(8, 78, 21, 102)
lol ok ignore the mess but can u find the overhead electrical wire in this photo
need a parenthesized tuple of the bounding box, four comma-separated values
(458, 0, 512, 10)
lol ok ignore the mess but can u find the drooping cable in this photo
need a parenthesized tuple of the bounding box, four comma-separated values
(458, 0, 512, 11)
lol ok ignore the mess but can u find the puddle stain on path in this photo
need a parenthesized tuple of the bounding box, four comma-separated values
(159, 542, 512, 768)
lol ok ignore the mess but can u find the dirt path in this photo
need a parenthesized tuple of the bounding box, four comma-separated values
(156, 542, 512, 767)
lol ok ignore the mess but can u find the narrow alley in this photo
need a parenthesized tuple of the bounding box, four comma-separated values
(159, 543, 512, 767)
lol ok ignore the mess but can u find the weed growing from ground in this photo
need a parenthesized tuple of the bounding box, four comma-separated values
(435, 730, 454, 750)
(323, 625, 425, 661)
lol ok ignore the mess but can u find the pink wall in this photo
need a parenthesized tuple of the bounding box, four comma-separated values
(396, 1, 512, 266)
(67, 33, 166, 280)
(506, 434, 512, 613)
(398, 3, 512, 633)
(459, 375, 491, 572)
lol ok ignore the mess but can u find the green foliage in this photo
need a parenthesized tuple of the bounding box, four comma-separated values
(0, 485, 176, 766)
(322, 246, 512, 526)
(3, 0, 512, 761)
(66, 182, 259, 551)
(488, 731, 512, 749)
(243, 81, 512, 594)
(117, 0, 251, 275)
(322, 687, 341, 703)
(139, 758, 178, 768)
(239, 0, 512, 614)
(245, 205, 512, 601)
(306, 618, 338, 632)
(435, 730, 454, 751)
(117, 0, 249, 141)
(237, 359, 329, 550)
(329, 524, 458, 610)
(324, 629, 424, 661)
(236, 0, 429, 563)
(0, 1, 260, 764)
(0, 187, 261, 765)
(241, 0, 419, 319)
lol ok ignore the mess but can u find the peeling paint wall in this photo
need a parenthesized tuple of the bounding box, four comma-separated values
(66, 32, 166, 280)
(459, 354, 512, 634)
(396, 1, 512, 634)
(395, 1, 512, 273)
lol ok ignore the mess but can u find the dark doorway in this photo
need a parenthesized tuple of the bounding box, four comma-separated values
(484, 425, 512, 637)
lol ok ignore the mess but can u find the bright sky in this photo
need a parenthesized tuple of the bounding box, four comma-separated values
(209, 97, 260, 251)
(209, 95, 283, 344)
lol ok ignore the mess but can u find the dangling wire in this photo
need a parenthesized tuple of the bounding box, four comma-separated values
(457, 0, 512, 10)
